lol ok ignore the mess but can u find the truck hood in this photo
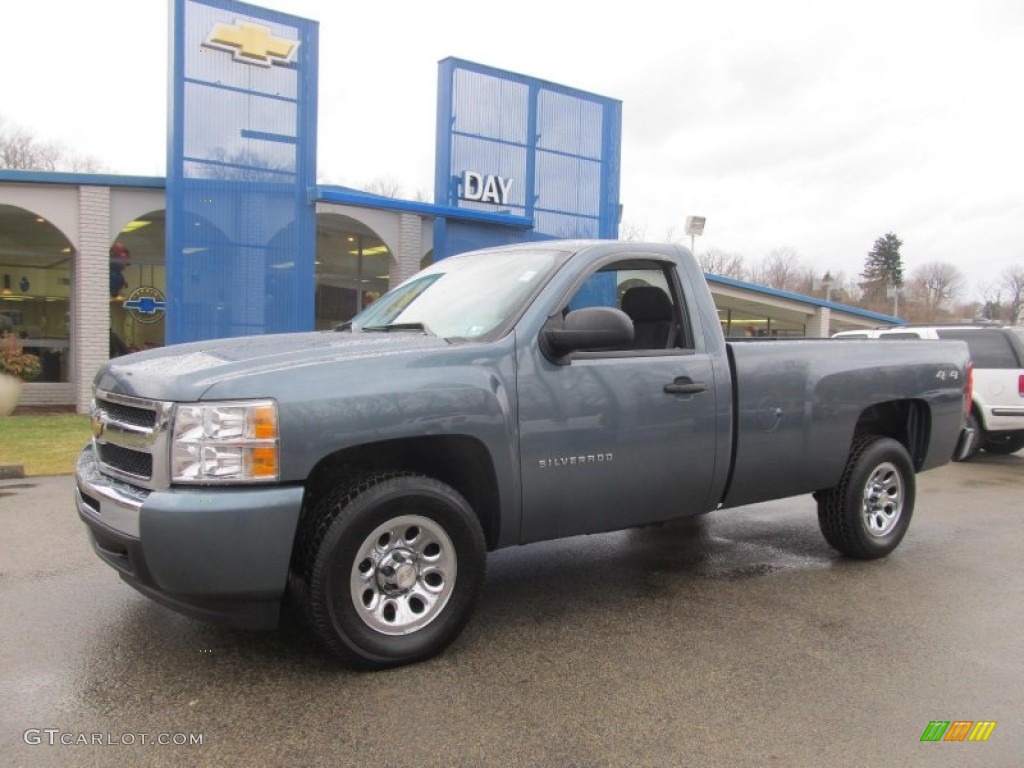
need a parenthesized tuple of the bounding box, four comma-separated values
(94, 330, 450, 402)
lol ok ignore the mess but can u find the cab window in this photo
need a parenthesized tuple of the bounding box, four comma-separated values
(566, 260, 691, 351)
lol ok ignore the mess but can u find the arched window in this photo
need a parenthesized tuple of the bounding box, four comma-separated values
(0, 204, 74, 382)
(109, 210, 166, 356)
(315, 214, 391, 329)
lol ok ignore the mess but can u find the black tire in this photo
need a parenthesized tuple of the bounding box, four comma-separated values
(982, 432, 1024, 455)
(952, 410, 983, 462)
(297, 472, 486, 669)
(817, 436, 915, 560)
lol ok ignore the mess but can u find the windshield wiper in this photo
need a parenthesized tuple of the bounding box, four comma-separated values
(359, 322, 436, 336)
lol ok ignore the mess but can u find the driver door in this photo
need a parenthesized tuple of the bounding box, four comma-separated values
(517, 256, 720, 542)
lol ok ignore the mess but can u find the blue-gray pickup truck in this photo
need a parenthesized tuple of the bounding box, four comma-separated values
(77, 240, 971, 668)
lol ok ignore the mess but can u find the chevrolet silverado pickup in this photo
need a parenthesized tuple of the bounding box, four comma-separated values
(77, 240, 971, 668)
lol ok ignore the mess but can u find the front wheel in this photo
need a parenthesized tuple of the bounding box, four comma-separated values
(817, 436, 915, 559)
(298, 473, 486, 669)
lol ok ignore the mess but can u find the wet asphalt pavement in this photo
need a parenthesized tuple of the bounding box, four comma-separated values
(1, 454, 1022, 768)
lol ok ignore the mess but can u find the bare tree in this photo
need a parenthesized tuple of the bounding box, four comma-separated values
(793, 266, 818, 296)
(749, 247, 803, 291)
(619, 221, 648, 242)
(0, 124, 35, 169)
(0, 114, 103, 172)
(977, 281, 1004, 322)
(203, 147, 291, 180)
(954, 299, 983, 321)
(906, 261, 966, 321)
(361, 175, 404, 198)
(822, 270, 857, 304)
(1000, 265, 1024, 324)
(698, 247, 746, 280)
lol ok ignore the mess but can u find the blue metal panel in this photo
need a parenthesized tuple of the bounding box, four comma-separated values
(0, 169, 166, 188)
(451, 67, 529, 145)
(167, 0, 318, 344)
(434, 58, 622, 260)
(312, 186, 533, 228)
(537, 89, 604, 157)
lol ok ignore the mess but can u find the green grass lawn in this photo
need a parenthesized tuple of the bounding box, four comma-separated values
(0, 414, 92, 476)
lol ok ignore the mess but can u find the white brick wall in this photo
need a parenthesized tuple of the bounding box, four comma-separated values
(806, 306, 831, 338)
(393, 213, 424, 288)
(74, 186, 112, 413)
(18, 383, 75, 407)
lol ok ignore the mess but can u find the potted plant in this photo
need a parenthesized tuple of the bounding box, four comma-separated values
(0, 333, 42, 416)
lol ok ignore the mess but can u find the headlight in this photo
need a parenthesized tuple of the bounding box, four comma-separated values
(171, 400, 279, 484)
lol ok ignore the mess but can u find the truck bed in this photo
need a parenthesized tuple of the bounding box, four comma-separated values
(721, 339, 967, 508)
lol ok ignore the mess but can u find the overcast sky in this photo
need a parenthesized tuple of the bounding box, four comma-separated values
(5, 0, 1022, 299)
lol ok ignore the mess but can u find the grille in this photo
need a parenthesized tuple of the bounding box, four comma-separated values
(98, 443, 153, 479)
(92, 391, 172, 489)
(97, 399, 157, 428)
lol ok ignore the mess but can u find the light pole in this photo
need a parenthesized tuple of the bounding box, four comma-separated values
(887, 283, 903, 317)
(821, 271, 834, 303)
(685, 216, 706, 258)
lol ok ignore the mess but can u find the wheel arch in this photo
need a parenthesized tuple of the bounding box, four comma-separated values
(300, 435, 502, 551)
(852, 399, 931, 471)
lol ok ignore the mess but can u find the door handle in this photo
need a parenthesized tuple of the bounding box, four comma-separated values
(664, 377, 707, 395)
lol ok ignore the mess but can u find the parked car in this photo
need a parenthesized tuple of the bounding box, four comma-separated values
(834, 325, 1024, 458)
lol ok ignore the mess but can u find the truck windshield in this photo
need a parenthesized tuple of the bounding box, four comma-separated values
(351, 248, 566, 340)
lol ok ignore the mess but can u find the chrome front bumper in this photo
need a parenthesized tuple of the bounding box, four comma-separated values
(75, 446, 305, 629)
(75, 446, 149, 538)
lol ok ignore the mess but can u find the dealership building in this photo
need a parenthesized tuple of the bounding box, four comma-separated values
(0, 0, 898, 413)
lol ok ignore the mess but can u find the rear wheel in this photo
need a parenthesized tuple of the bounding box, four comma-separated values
(982, 432, 1024, 455)
(817, 436, 915, 559)
(295, 472, 486, 669)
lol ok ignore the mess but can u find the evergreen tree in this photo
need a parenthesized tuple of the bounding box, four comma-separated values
(862, 232, 904, 300)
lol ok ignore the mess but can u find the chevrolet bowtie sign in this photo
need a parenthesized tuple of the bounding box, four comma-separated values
(205, 20, 299, 67)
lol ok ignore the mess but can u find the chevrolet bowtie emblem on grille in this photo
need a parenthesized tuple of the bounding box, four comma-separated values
(205, 20, 299, 67)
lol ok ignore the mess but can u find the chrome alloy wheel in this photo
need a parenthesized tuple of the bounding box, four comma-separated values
(349, 514, 457, 635)
(861, 461, 904, 537)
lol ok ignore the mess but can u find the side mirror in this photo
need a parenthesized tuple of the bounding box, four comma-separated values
(542, 307, 634, 362)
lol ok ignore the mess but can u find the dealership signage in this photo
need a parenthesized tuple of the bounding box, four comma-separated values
(124, 286, 167, 324)
(203, 20, 300, 67)
(461, 171, 513, 205)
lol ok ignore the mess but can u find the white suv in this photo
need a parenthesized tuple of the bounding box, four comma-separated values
(833, 325, 1024, 458)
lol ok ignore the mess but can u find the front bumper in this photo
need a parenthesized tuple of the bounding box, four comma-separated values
(75, 446, 304, 629)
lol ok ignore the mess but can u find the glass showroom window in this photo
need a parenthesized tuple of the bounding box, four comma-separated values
(315, 215, 391, 329)
(0, 205, 74, 382)
(109, 211, 167, 356)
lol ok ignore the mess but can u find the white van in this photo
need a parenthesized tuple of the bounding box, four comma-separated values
(833, 325, 1024, 457)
